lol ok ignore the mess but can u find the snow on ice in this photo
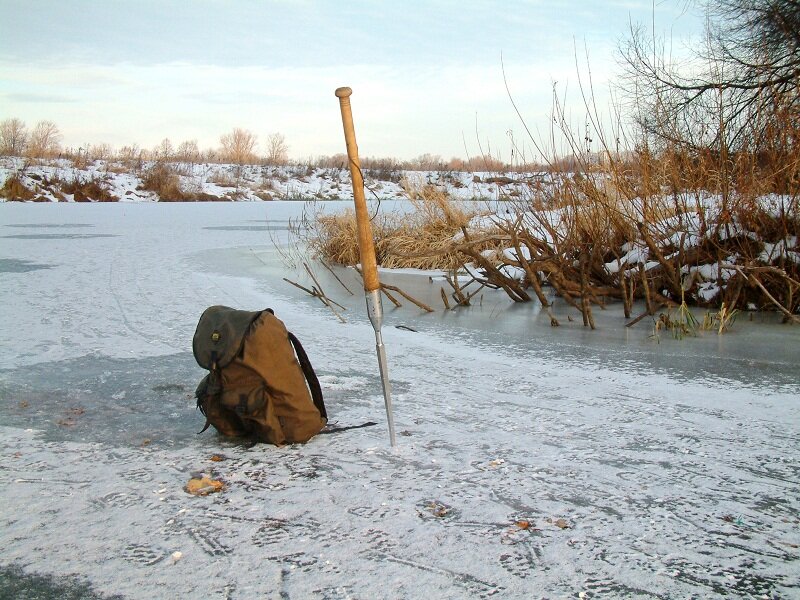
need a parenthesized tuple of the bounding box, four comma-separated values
(0, 201, 798, 599)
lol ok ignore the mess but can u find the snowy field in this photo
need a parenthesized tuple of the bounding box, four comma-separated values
(1, 202, 798, 599)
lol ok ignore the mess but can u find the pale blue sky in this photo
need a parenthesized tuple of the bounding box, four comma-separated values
(0, 0, 703, 160)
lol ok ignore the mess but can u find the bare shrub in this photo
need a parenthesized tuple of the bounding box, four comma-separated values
(139, 164, 185, 201)
(62, 175, 118, 202)
(447, 155, 508, 172)
(208, 170, 237, 188)
(88, 144, 115, 162)
(0, 173, 35, 201)
(405, 153, 445, 171)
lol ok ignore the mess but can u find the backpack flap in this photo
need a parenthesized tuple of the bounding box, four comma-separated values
(192, 305, 268, 370)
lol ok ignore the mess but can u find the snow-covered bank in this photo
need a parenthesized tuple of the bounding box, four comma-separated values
(1, 203, 798, 599)
(0, 157, 533, 203)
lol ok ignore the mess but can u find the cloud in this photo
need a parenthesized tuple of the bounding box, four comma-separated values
(3, 92, 77, 104)
(0, 55, 622, 160)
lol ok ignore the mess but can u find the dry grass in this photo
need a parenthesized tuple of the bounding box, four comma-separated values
(306, 184, 498, 270)
(208, 170, 238, 188)
(0, 174, 35, 201)
(139, 164, 186, 201)
(62, 175, 118, 202)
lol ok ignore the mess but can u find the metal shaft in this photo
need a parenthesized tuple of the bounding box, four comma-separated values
(366, 289, 396, 446)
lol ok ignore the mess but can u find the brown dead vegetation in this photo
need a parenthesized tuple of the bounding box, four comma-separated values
(306, 142, 799, 326)
(139, 163, 186, 201)
(305, 184, 501, 271)
(62, 175, 118, 202)
(0, 173, 35, 201)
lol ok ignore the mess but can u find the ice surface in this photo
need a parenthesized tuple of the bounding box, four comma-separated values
(1, 202, 798, 599)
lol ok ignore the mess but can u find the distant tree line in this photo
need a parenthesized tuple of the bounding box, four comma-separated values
(0, 118, 539, 173)
(0, 119, 292, 167)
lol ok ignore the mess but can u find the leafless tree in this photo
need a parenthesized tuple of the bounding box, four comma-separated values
(26, 120, 62, 158)
(407, 153, 445, 171)
(153, 138, 174, 162)
(264, 132, 289, 165)
(89, 143, 114, 162)
(176, 139, 200, 165)
(0, 118, 29, 156)
(220, 128, 258, 167)
(621, 0, 799, 151)
(118, 144, 143, 167)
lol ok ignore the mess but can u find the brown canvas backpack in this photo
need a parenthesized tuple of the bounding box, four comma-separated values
(193, 306, 327, 445)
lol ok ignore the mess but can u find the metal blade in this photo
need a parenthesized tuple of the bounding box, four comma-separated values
(373, 329, 396, 446)
(366, 289, 396, 446)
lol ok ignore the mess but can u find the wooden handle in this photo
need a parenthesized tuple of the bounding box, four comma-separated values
(335, 86, 381, 292)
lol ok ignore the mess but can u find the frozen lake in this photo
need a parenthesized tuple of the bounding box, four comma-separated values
(1, 202, 798, 598)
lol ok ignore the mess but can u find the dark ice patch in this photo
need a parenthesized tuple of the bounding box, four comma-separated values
(4, 223, 95, 228)
(0, 354, 372, 448)
(2, 233, 117, 239)
(203, 224, 289, 231)
(0, 564, 124, 600)
(0, 258, 53, 273)
(0, 353, 202, 447)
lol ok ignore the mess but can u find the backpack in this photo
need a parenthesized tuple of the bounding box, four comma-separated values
(192, 306, 327, 445)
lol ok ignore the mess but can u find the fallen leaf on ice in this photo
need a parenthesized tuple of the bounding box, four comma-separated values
(428, 502, 449, 517)
(210, 454, 225, 462)
(419, 500, 453, 519)
(185, 476, 224, 496)
(554, 518, 570, 529)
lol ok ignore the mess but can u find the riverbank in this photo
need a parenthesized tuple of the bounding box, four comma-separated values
(0, 156, 532, 203)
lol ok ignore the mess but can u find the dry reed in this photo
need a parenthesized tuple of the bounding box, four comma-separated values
(305, 183, 500, 271)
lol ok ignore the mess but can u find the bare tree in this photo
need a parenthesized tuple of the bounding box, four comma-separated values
(220, 128, 258, 167)
(264, 132, 289, 165)
(153, 138, 174, 162)
(0, 118, 28, 156)
(176, 139, 200, 165)
(26, 120, 62, 158)
(118, 144, 143, 168)
(407, 153, 445, 171)
(88, 143, 114, 162)
(621, 0, 800, 151)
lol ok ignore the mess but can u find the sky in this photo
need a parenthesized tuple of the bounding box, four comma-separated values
(0, 1, 705, 162)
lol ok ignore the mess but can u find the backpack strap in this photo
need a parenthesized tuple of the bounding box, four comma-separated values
(288, 331, 327, 420)
(319, 421, 377, 434)
(195, 363, 222, 434)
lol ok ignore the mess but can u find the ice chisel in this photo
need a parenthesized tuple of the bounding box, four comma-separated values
(334, 86, 397, 447)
